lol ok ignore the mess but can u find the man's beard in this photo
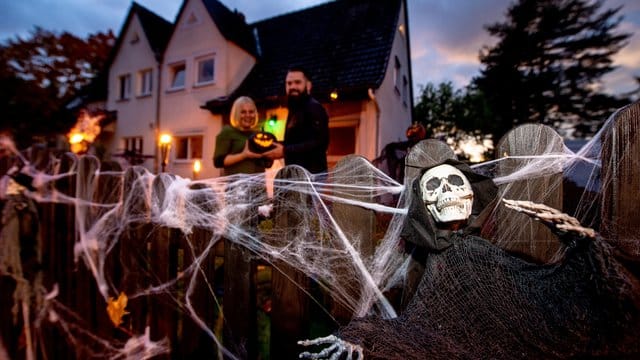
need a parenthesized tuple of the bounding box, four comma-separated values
(287, 90, 309, 108)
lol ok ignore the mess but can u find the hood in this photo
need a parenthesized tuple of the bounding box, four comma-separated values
(400, 159, 498, 252)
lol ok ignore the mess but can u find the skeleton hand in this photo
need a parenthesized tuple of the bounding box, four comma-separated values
(502, 199, 595, 239)
(298, 334, 364, 359)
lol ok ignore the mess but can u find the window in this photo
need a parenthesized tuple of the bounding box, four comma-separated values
(327, 127, 356, 156)
(402, 75, 409, 106)
(169, 62, 186, 90)
(138, 69, 153, 96)
(118, 74, 131, 100)
(393, 56, 401, 93)
(195, 57, 215, 85)
(327, 126, 356, 168)
(175, 135, 203, 160)
(121, 136, 144, 164)
(130, 32, 140, 44)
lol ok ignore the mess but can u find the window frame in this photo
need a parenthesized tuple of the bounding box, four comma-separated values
(168, 62, 186, 91)
(118, 73, 132, 100)
(194, 55, 215, 87)
(174, 134, 204, 161)
(393, 56, 402, 95)
(138, 68, 153, 97)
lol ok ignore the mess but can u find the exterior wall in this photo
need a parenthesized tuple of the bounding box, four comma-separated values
(372, 0, 413, 154)
(160, 0, 256, 179)
(106, 14, 160, 170)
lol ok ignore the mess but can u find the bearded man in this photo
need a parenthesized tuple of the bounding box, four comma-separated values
(264, 67, 330, 174)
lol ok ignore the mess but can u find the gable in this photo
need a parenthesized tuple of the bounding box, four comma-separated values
(106, 2, 172, 68)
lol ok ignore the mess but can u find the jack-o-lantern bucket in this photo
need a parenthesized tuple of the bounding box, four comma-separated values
(248, 131, 277, 153)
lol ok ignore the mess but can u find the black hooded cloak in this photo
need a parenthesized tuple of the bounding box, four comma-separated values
(337, 160, 640, 359)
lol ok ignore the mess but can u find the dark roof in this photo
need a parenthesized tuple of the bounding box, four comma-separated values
(107, 2, 173, 66)
(72, 2, 172, 105)
(170, 0, 257, 57)
(204, 0, 402, 110)
(134, 2, 173, 61)
(201, 0, 257, 57)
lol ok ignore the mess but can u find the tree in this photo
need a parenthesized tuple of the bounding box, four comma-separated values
(0, 27, 114, 148)
(474, 0, 631, 140)
(413, 82, 495, 162)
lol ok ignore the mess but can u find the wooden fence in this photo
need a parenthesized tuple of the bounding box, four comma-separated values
(1, 101, 639, 359)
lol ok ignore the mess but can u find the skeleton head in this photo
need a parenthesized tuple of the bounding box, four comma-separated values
(420, 164, 474, 223)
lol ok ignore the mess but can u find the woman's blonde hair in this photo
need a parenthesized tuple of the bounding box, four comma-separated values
(230, 96, 259, 129)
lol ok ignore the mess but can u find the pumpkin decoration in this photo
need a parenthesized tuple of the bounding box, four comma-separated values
(249, 131, 277, 153)
(406, 122, 426, 143)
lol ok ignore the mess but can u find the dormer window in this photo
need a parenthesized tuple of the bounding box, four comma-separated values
(195, 56, 215, 86)
(169, 62, 186, 90)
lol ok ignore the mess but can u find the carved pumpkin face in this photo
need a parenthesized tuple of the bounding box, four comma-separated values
(249, 131, 277, 153)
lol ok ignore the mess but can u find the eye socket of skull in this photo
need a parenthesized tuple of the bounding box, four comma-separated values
(426, 177, 441, 191)
(447, 174, 464, 186)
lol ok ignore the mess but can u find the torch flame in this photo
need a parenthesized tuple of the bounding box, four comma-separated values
(68, 110, 104, 154)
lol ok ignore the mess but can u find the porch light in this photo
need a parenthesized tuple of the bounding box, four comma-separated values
(159, 133, 172, 172)
(193, 159, 201, 179)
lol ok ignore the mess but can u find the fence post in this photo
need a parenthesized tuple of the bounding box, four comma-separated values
(329, 155, 377, 323)
(404, 139, 457, 184)
(73, 155, 103, 335)
(41, 152, 77, 357)
(269, 165, 312, 359)
(147, 173, 179, 357)
(93, 160, 123, 339)
(493, 124, 564, 262)
(600, 101, 640, 259)
(178, 182, 219, 358)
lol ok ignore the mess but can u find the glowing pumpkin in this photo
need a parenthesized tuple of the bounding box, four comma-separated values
(249, 131, 277, 153)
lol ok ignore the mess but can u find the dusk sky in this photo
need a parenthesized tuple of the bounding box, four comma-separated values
(1, 0, 639, 98)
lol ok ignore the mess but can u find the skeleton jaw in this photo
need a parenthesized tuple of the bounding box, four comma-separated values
(426, 194, 473, 223)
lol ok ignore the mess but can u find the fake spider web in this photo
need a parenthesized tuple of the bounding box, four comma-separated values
(1, 103, 640, 359)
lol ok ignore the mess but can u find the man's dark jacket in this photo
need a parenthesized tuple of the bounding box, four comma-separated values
(283, 96, 329, 173)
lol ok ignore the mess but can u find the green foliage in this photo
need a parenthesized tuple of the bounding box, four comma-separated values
(473, 0, 631, 140)
(413, 82, 495, 161)
(0, 27, 114, 148)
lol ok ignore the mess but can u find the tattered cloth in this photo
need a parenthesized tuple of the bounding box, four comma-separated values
(339, 232, 640, 359)
(338, 160, 640, 359)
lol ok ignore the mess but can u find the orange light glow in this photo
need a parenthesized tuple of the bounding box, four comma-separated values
(67, 110, 104, 154)
(159, 133, 172, 145)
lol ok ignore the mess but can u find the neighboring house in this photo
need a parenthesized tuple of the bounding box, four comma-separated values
(100, 0, 413, 179)
(105, 2, 172, 168)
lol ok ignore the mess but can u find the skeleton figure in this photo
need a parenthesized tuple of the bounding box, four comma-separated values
(300, 160, 640, 359)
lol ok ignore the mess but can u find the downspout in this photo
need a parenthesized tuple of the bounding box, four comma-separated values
(154, 59, 162, 173)
(403, 0, 415, 112)
(368, 88, 381, 157)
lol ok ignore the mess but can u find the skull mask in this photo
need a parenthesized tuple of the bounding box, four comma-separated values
(420, 164, 474, 223)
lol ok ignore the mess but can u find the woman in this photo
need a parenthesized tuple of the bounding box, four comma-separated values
(213, 96, 271, 175)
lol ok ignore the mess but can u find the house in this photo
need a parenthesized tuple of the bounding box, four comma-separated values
(100, 0, 413, 179)
(104, 2, 172, 167)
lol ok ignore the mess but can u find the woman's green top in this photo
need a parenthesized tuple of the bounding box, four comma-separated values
(213, 125, 271, 175)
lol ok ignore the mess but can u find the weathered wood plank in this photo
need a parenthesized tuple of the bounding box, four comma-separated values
(601, 101, 640, 259)
(330, 155, 377, 323)
(269, 165, 312, 359)
(493, 123, 564, 262)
